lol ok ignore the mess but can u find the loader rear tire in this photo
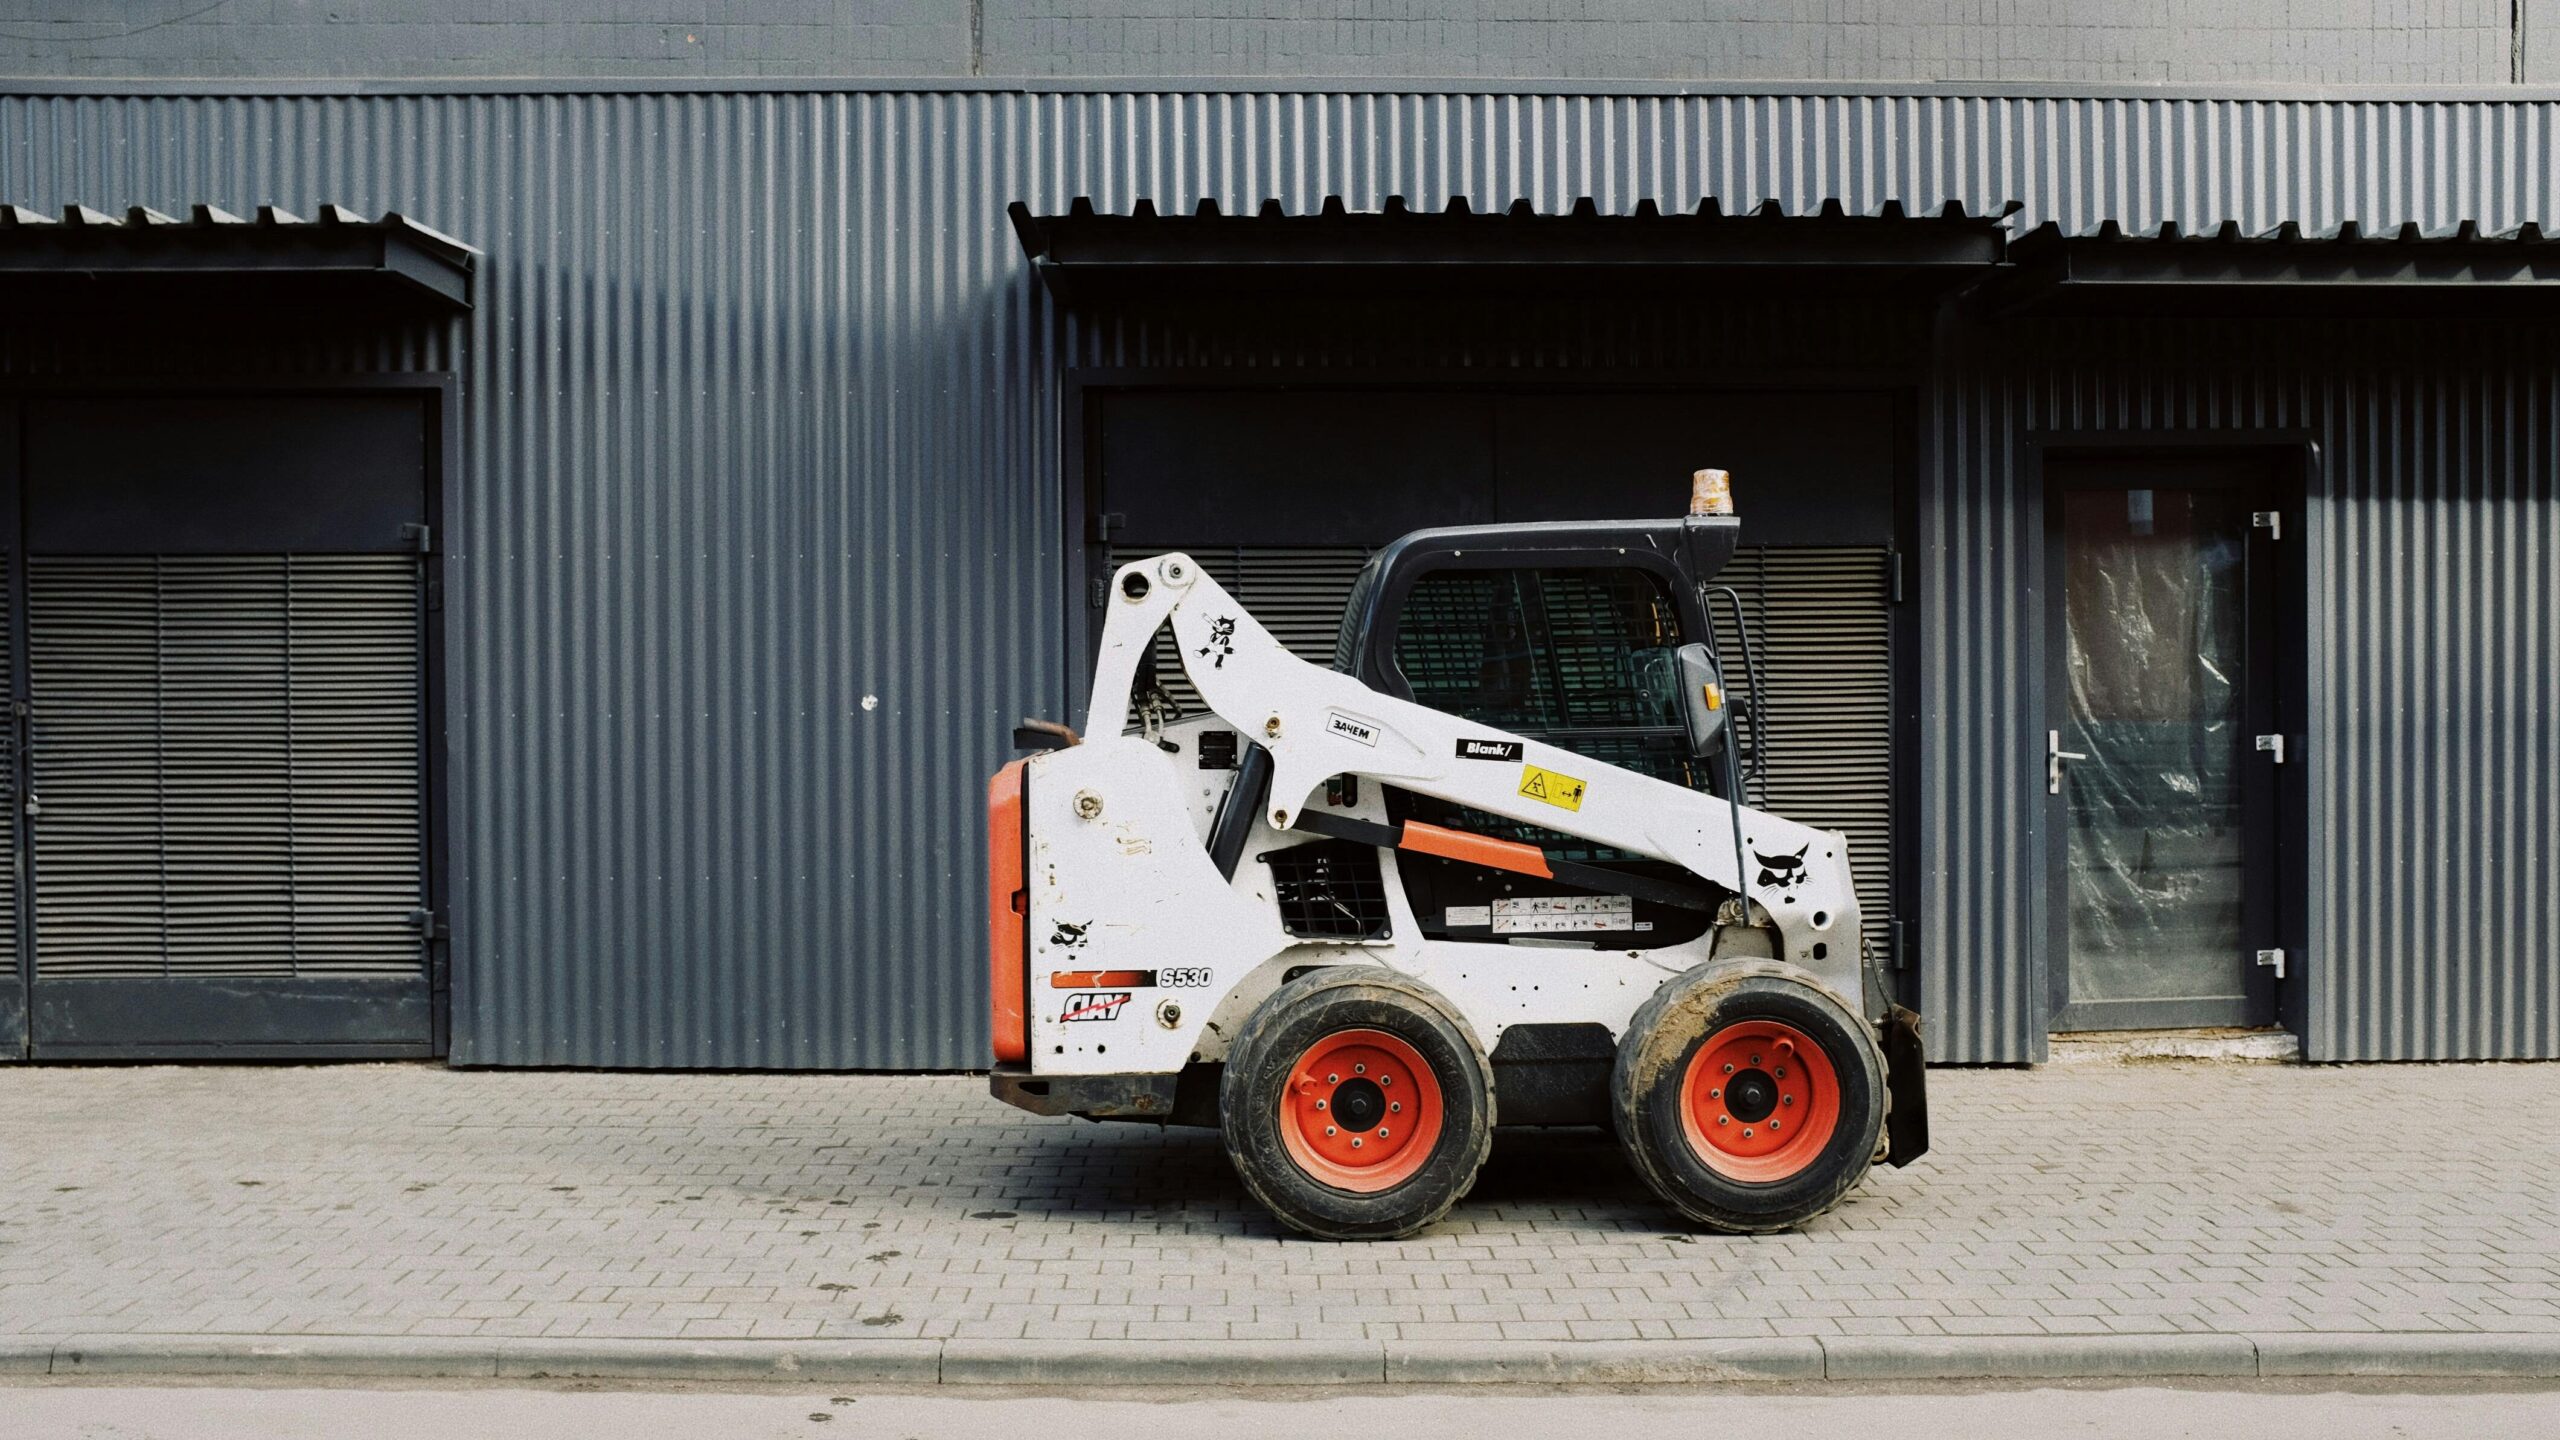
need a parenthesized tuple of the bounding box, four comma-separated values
(1219, 968, 1493, 1240)
(1612, 965, 1884, 1234)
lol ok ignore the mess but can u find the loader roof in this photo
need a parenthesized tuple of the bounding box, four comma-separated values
(1330, 513, 1740, 698)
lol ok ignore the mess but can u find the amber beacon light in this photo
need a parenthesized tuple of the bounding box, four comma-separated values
(1690, 467, 1736, 517)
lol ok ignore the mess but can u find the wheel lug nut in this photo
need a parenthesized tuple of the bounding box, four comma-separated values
(1770, 1119, 1780, 1130)
(1328, 1073, 1339, 1083)
(1709, 1088, 1721, 1099)
(1775, 1067, 1786, 1079)
(1354, 1064, 1365, 1074)
(1390, 1102, 1402, 1113)
(1782, 1095, 1794, 1107)
(1380, 1075, 1391, 1087)
(1742, 1128, 1754, 1138)
(1750, 1054, 1761, 1066)
(1325, 1126, 1336, 1136)
(1717, 1115, 1729, 1126)
(1723, 1063, 1734, 1074)
(1351, 1138, 1363, 1149)
(1315, 1099, 1327, 1111)
(1378, 1127, 1390, 1138)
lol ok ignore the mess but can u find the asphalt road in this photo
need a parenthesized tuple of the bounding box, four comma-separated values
(3, 1384, 2555, 1439)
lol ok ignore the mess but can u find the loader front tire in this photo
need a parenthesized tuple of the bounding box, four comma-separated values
(1219, 968, 1493, 1240)
(1612, 966, 1884, 1234)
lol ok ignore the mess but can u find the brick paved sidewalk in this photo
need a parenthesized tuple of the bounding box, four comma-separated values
(0, 1062, 2553, 1345)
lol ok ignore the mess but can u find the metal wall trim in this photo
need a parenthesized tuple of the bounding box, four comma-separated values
(13, 78, 2560, 105)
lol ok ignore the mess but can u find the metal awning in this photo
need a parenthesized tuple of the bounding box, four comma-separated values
(2002, 219, 2560, 314)
(0, 204, 479, 312)
(1009, 196, 2017, 304)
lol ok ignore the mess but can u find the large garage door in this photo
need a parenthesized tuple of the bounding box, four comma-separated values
(3, 394, 437, 1059)
(1094, 387, 1905, 960)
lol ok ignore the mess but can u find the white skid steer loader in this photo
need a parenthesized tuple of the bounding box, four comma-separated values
(987, 472, 1927, 1240)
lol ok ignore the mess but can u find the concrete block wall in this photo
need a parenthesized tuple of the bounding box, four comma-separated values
(0, 0, 2531, 85)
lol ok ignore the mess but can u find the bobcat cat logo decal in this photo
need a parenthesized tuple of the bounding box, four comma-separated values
(1753, 845, 1810, 900)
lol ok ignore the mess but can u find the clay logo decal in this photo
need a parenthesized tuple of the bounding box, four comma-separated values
(1060, 991, 1132, 1023)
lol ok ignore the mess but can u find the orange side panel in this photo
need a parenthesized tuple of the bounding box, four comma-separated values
(1398, 819, 1555, 879)
(987, 760, 1030, 1063)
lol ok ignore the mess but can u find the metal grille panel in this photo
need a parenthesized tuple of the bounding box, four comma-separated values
(27, 555, 425, 980)
(0, 553, 14, 991)
(1712, 548, 1897, 950)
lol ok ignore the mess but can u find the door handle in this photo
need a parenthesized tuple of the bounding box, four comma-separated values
(2046, 729, 2087, 795)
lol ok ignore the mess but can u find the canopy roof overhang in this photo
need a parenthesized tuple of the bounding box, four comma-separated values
(0, 204, 479, 314)
(2001, 219, 2560, 315)
(1008, 196, 2018, 305)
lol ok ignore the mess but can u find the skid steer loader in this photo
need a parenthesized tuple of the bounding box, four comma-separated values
(987, 472, 1927, 1240)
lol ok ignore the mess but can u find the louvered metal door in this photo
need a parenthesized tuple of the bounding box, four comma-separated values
(1111, 543, 1897, 940)
(0, 552, 21, 1058)
(20, 554, 431, 1055)
(8, 390, 439, 1059)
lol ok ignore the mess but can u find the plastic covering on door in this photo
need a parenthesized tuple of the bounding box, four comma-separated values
(2062, 487, 2249, 1011)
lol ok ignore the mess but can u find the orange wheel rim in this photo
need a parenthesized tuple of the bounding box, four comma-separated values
(1277, 1029, 1444, 1194)
(1678, 1020, 1840, 1183)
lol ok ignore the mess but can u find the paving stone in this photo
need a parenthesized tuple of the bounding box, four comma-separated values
(0, 1063, 2553, 1347)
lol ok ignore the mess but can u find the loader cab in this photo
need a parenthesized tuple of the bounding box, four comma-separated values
(1331, 514, 1753, 950)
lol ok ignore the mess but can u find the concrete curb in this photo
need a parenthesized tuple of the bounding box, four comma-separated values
(2254, 1332, 2560, 1378)
(942, 1338, 1385, 1385)
(53, 1334, 500, 1379)
(11, 1332, 2560, 1384)
(1388, 1338, 1823, 1383)
(497, 1337, 941, 1383)
(1823, 1333, 2258, 1380)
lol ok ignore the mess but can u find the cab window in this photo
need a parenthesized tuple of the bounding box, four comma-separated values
(1392, 565, 1695, 791)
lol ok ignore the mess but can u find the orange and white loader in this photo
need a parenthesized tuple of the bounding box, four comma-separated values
(986, 473, 1926, 1239)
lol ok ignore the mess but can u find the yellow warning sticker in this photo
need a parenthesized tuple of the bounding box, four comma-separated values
(1517, 764, 1588, 812)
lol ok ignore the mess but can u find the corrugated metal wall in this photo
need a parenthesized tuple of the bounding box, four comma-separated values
(2, 88, 2552, 1064)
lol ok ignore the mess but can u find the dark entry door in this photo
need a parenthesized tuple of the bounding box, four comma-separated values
(3, 393, 437, 1059)
(2045, 453, 2289, 1032)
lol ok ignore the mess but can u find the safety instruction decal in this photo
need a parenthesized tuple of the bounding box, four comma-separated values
(1517, 764, 1587, 811)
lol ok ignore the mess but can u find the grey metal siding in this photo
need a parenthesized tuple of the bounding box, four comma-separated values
(2, 89, 2553, 1065)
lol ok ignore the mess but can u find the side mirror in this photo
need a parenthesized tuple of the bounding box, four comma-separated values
(1673, 643, 1727, 758)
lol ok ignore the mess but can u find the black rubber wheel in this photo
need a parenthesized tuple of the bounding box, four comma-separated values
(1218, 967, 1494, 1240)
(1611, 964, 1885, 1234)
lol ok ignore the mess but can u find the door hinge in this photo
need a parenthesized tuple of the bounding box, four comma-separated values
(407, 906, 447, 941)
(2255, 733, 2286, 764)
(1888, 551, 1905, 605)
(2255, 947, 2288, 980)
(2251, 510, 2282, 541)
(403, 522, 434, 555)
(1088, 576, 1109, 609)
